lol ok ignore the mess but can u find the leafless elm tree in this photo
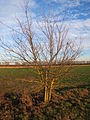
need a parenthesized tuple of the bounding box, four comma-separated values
(0, 5, 81, 103)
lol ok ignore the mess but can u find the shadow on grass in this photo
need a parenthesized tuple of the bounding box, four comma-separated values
(55, 84, 90, 93)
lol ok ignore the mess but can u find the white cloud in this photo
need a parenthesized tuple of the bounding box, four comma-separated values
(0, 0, 36, 36)
(65, 19, 90, 51)
(48, 0, 89, 20)
(48, 0, 80, 7)
(67, 18, 90, 60)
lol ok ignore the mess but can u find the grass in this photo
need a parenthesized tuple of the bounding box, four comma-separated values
(0, 65, 90, 93)
(0, 68, 40, 93)
(0, 65, 90, 119)
(56, 66, 90, 87)
(0, 68, 38, 80)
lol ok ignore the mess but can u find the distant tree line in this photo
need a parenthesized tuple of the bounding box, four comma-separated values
(0, 61, 90, 66)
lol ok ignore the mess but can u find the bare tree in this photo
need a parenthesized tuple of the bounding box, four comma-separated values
(0, 4, 81, 103)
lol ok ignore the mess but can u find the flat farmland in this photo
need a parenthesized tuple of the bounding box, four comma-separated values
(0, 65, 90, 119)
(0, 65, 90, 93)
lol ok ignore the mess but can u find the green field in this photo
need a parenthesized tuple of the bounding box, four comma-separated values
(0, 66, 90, 119)
(0, 66, 90, 93)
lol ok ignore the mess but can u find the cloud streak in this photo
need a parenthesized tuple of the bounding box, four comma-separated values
(0, 0, 90, 61)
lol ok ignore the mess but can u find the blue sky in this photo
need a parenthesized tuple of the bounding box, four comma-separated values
(0, 0, 90, 61)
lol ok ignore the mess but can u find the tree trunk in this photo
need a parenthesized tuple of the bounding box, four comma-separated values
(44, 69, 49, 102)
(49, 79, 54, 101)
(44, 70, 54, 103)
(44, 80, 49, 102)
